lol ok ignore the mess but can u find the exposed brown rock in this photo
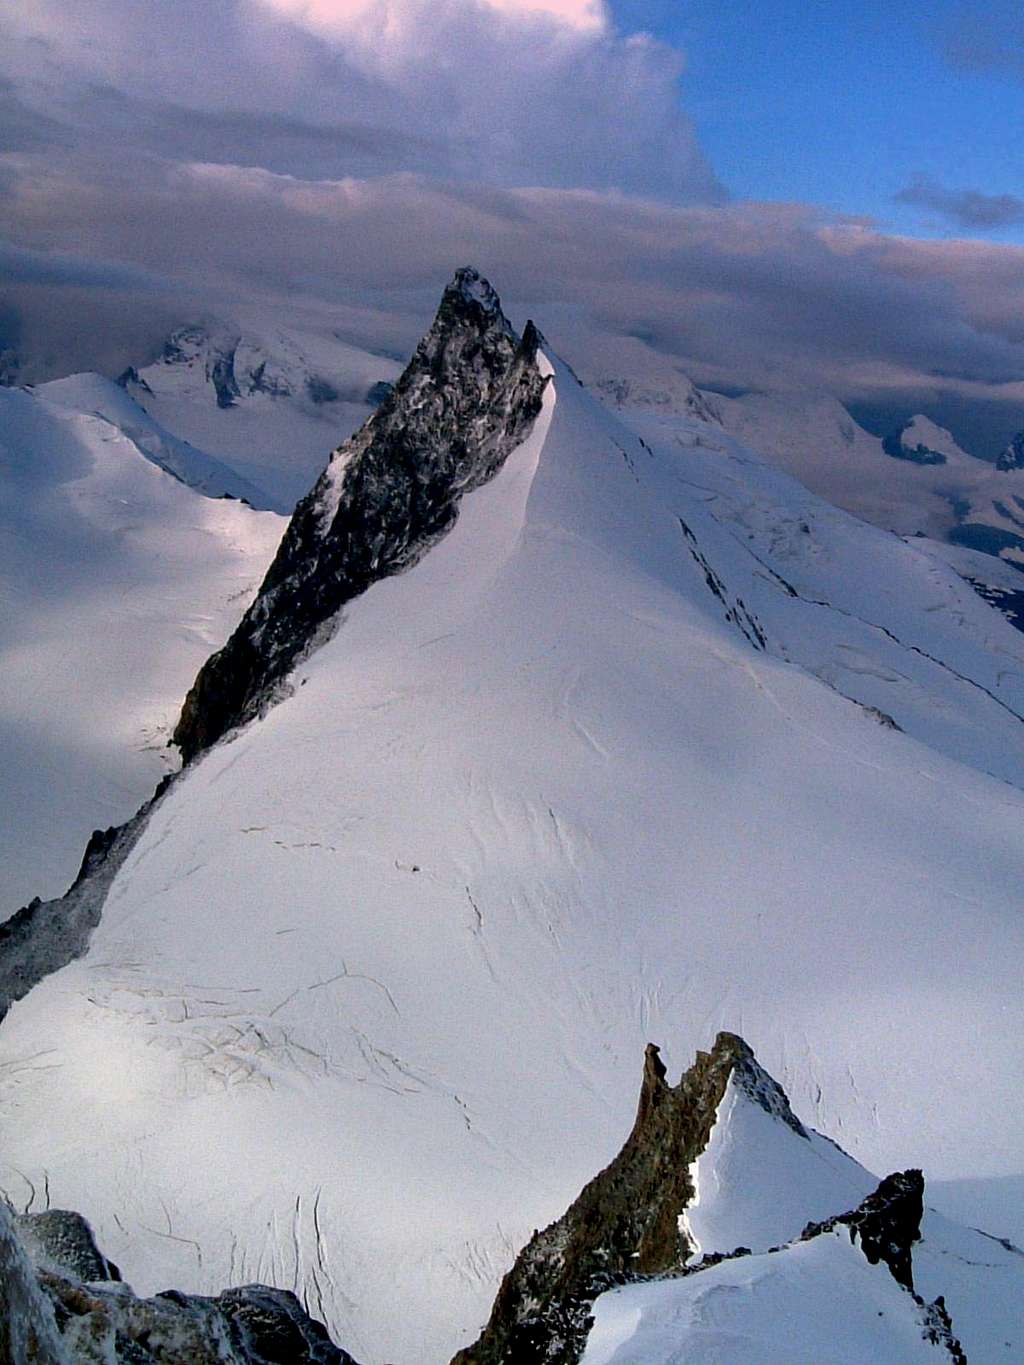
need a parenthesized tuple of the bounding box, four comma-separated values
(452, 1031, 763, 1365)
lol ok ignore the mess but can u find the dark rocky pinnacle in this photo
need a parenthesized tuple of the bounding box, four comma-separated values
(800, 1168, 924, 1292)
(997, 431, 1024, 471)
(172, 267, 548, 764)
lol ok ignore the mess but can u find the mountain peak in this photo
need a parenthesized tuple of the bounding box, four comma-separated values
(172, 271, 548, 762)
(446, 266, 506, 319)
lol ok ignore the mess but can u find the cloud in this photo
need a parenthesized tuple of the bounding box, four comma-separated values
(2, 0, 1022, 458)
(2, 0, 718, 200)
(0, 240, 172, 292)
(895, 177, 1024, 232)
(259, 0, 607, 35)
(4, 146, 1024, 435)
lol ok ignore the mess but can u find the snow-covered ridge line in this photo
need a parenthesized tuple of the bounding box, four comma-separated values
(0, 268, 547, 1014)
(36, 372, 274, 509)
(173, 267, 548, 762)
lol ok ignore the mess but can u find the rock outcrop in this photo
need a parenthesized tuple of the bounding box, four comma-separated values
(173, 268, 548, 763)
(798, 1168, 924, 1292)
(0, 785, 168, 1024)
(1, 1201, 360, 1365)
(883, 423, 948, 465)
(454, 1036, 973, 1365)
(997, 430, 1024, 471)
(452, 1032, 773, 1365)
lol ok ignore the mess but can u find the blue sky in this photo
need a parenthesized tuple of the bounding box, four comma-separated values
(611, 0, 1024, 242)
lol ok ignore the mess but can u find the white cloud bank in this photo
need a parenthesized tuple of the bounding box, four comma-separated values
(258, 0, 607, 35)
(2, 0, 1023, 452)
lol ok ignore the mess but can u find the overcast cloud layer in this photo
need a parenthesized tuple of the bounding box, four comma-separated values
(2, 0, 1023, 455)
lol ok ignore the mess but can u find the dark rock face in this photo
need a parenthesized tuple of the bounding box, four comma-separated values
(210, 351, 242, 409)
(452, 1032, 758, 1365)
(799, 1168, 924, 1292)
(997, 431, 1024, 471)
(962, 573, 1024, 634)
(173, 268, 548, 763)
(248, 359, 292, 398)
(15, 1211, 121, 1285)
(950, 522, 1024, 558)
(2, 1201, 361, 1365)
(307, 375, 341, 405)
(161, 325, 243, 408)
(0, 781, 170, 1024)
(883, 427, 947, 465)
(115, 365, 153, 394)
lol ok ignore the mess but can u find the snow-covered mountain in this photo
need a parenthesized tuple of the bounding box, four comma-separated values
(0, 381, 284, 913)
(121, 319, 402, 511)
(882, 414, 971, 466)
(2, 272, 1023, 1363)
(37, 372, 273, 507)
(619, 381, 1024, 567)
(590, 371, 721, 425)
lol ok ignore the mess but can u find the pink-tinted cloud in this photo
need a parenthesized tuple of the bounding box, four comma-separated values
(3, 0, 716, 200)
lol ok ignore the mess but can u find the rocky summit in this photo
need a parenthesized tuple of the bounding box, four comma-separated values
(172, 268, 548, 763)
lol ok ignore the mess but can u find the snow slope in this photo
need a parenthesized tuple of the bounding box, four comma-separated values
(688, 1075, 1021, 1361)
(0, 385, 284, 914)
(2, 351, 1024, 1362)
(583, 1235, 954, 1365)
(125, 320, 402, 510)
(37, 373, 273, 508)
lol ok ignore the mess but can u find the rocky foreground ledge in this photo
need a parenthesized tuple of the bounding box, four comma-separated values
(0, 1202, 361, 1365)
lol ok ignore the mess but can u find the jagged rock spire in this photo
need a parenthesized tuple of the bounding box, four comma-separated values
(452, 1032, 760, 1365)
(173, 269, 547, 762)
